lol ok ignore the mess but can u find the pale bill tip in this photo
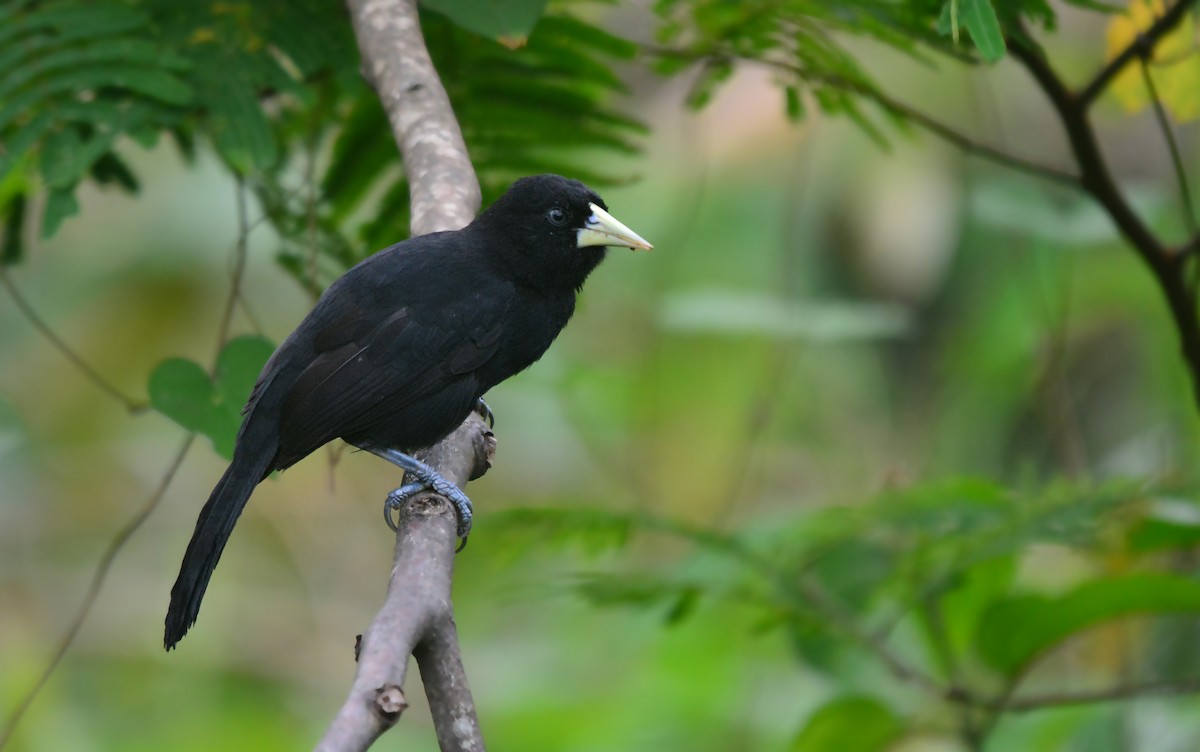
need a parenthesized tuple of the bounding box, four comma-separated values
(579, 202, 653, 251)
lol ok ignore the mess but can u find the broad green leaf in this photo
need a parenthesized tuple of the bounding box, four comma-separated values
(148, 336, 274, 458)
(148, 357, 218, 438)
(214, 336, 275, 414)
(1127, 499, 1200, 552)
(1129, 518, 1200, 552)
(790, 696, 903, 752)
(422, 0, 549, 44)
(976, 574, 1200, 675)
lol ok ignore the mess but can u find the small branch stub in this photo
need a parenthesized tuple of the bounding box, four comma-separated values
(375, 685, 409, 719)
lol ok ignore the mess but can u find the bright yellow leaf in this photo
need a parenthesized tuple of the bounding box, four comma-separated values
(1105, 0, 1200, 121)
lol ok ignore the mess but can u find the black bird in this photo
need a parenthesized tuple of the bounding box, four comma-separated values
(164, 174, 651, 649)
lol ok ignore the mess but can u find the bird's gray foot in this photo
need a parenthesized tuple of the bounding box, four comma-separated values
(475, 396, 495, 428)
(369, 447, 473, 550)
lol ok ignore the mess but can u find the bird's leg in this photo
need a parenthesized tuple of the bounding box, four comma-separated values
(367, 447, 473, 550)
(475, 396, 495, 428)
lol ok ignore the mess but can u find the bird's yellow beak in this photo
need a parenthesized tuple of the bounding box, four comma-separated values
(577, 203, 653, 251)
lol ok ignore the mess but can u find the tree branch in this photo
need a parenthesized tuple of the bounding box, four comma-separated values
(1007, 30, 1200, 409)
(0, 265, 147, 413)
(346, 0, 480, 234)
(324, 1, 489, 749)
(1078, 0, 1198, 108)
(641, 44, 1081, 188)
(1139, 57, 1198, 236)
(316, 416, 495, 752)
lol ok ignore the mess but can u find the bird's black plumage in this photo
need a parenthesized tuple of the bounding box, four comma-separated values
(164, 174, 651, 649)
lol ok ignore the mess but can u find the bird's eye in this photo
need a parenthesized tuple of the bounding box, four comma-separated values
(546, 207, 568, 226)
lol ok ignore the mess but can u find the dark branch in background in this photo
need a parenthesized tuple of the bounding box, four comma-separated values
(653, 0, 1200, 408)
(0, 435, 194, 751)
(1139, 58, 1198, 236)
(1005, 14, 1200, 409)
(1078, 0, 1197, 107)
(322, 0, 488, 749)
(0, 266, 147, 414)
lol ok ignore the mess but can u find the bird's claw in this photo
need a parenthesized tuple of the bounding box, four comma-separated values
(383, 482, 425, 532)
(475, 397, 495, 428)
(374, 448, 473, 549)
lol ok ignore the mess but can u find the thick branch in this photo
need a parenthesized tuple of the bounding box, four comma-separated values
(316, 416, 495, 752)
(327, 1, 487, 749)
(346, 0, 480, 234)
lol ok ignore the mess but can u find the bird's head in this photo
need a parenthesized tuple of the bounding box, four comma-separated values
(474, 174, 652, 291)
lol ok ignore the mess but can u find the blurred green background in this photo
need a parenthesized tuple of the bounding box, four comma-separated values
(4, 1, 1200, 750)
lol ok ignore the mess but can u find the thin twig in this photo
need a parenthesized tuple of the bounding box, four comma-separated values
(794, 575, 950, 698)
(641, 44, 1081, 187)
(0, 435, 194, 751)
(0, 266, 148, 413)
(1079, 0, 1199, 108)
(214, 180, 252, 363)
(1003, 675, 1200, 712)
(1139, 57, 1198, 236)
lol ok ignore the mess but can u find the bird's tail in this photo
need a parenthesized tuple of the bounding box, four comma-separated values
(164, 437, 276, 650)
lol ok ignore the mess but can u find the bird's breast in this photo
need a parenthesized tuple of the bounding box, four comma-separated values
(481, 290, 575, 389)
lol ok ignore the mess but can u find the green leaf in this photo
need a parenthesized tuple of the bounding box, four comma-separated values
(790, 696, 903, 752)
(533, 16, 637, 59)
(422, 0, 549, 43)
(214, 336, 275, 416)
(205, 80, 277, 173)
(40, 186, 78, 237)
(2, 193, 26, 265)
(89, 152, 140, 193)
(1128, 517, 1200, 553)
(148, 357, 219, 440)
(960, 0, 1006, 61)
(976, 574, 1200, 676)
(148, 336, 274, 458)
(39, 126, 84, 188)
(784, 84, 805, 122)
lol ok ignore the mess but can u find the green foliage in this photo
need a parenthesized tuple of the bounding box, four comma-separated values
(423, 0, 550, 42)
(0, 0, 355, 257)
(939, 0, 1005, 62)
(148, 336, 274, 459)
(1, 0, 642, 288)
(490, 475, 1200, 748)
(265, 9, 645, 288)
(789, 695, 902, 752)
(649, 0, 1119, 132)
(977, 574, 1200, 676)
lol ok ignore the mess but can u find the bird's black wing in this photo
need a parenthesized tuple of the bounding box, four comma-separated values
(274, 285, 511, 465)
